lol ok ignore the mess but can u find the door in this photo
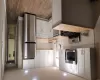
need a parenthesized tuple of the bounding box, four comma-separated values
(35, 50, 40, 68)
(7, 25, 16, 64)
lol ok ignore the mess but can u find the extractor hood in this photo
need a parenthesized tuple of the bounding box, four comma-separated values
(52, 0, 97, 32)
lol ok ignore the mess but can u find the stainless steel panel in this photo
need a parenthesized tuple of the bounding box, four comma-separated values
(24, 14, 36, 42)
(24, 43, 36, 59)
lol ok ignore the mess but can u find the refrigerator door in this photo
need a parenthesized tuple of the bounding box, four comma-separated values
(24, 43, 36, 59)
(24, 14, 36, 42)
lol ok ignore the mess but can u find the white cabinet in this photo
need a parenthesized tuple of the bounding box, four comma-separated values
(23, 59, 35, 69)
(59, 50, 65, 71)
(52, 0, 61, 27)
(84, 48, 91, 80)
(23, 50, 53, 69)
(59, 50, 78, 74)
(53, 50, 59, 68)
(59, 48, 96, 80)
(36, 19, 53, 38)
(35, 50, 53, 68)
(77, 48, 96, 80)
(39, 51, 45, 67)
(47, 50, 54, 66)
(35, 50, 40, 68)
(77, 48, 85, 77)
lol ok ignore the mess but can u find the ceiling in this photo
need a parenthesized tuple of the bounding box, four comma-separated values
(7, 0, 52, 24)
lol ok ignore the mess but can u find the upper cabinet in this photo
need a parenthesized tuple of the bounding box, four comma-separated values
(52, 0, 62, 27)
(52, 0, 97, 30)
(36, 19, 53, 38)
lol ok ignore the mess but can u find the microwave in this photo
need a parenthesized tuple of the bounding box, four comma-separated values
(65, 49, 77, 64)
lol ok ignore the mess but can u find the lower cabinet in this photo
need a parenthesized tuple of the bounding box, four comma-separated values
(59, 50, 78, 74)
(23, 59, 35, 69)
(59, 50, 66, 71)
(59, 48, 96, 80)
(35, 50, 53, 68)
(77, 48, 93, 80)
(23, 50, 53, 69)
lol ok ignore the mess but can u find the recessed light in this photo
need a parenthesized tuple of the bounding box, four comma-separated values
(32, 77, 37, 80)
(63, 72, 67, 76)
(24, 70, 28, 74)
(53, 67, 57, 70)
(24, 56, 27, 59)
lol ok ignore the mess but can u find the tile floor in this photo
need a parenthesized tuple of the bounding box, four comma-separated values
(4, 67, 86, 80)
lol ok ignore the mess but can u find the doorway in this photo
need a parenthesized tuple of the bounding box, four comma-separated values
(6, 24, 17, 68)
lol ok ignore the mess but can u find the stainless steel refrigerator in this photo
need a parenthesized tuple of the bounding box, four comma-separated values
(23, 13, 36, 59)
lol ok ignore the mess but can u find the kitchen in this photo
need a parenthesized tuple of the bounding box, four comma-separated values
(1, 0, 100, 80)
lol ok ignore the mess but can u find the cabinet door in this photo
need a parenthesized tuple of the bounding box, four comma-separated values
(35, 51, 40, 68)
(39, 50, 46, 67)
(54, 50, 59, 68)
(84, 48, 91, 80)
(36, 19, 53, 38)
(77, 48, 85, 77)
(59, 50, 65, 71)
(43, 50, 49, 67)
(47, 50, 53, 67)
(23, 59, 35, 69)
(52, 0, 62, 27)
(35, 50, 53, 68)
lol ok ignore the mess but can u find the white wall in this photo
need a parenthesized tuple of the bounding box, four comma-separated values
(52, 0, 62, 26)
(0, 0, 6, 80)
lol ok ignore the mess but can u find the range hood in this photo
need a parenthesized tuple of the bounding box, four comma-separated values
(52, 0, 97, 32)
(23, 13, 36, 59)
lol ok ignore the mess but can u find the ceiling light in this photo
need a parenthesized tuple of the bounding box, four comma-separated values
(53, 67, 57, 70)
(32, 77, 37, 80)
(63, 72, 67, 76)
(24, 70, 28, 74)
